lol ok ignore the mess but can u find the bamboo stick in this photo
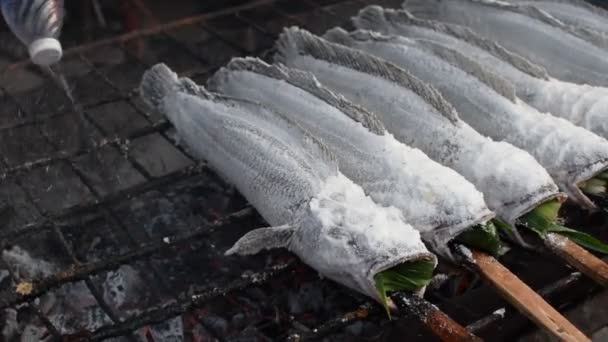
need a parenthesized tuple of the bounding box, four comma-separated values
(468, 249, 590, 342)
(392, 292, 483, 342)
(544, 233, 608, 288)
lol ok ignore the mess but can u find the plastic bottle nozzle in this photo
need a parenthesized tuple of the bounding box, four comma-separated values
(28, 37, 63, 66)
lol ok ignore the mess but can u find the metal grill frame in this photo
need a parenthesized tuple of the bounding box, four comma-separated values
(0, 0, 604, 340)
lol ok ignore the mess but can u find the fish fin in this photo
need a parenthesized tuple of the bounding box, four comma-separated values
(323, 27, 359, 46)
(207, 56, 268, 91)
(210, 57, 339, 173)
(274, 26, 302, 67)
(439, 24, 550, 80)
(225, 224, 295, 255)
(401, 0, 442, 19)
(568, 26, 608, 49)
(326, 27, 400, 45)
(480, 1, 573, 30)
(352, 5, 393, 32)
(512, 4, 565, 27)
(277, 27, 460, 123)
(416, 39, 517, 102)
(302, 132, 339, 172)
(566, 184, 598, 212)
(139, 63, 212, 112)
(221, 56, 387, 136)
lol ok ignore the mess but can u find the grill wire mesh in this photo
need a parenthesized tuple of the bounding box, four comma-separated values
(0, 0, 606, 341)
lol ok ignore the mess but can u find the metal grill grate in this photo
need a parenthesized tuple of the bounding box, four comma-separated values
(0, 0, 605, 341)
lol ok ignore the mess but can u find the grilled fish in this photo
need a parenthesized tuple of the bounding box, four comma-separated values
(506, 0, 608, 48)
(209, 57, 494, 259)
(402, 0, 608, 86)
(274, 27, 559, 244)
(351, 6, 608, 141)
(325, 26, 608, 209)
(139, 63, 436, 304)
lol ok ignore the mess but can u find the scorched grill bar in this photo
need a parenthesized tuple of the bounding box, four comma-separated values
(0, 0, 606, 341)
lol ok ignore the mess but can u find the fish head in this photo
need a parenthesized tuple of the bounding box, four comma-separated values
(291, 174, 436, 306)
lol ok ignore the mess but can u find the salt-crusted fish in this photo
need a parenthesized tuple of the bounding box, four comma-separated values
(139, 63, 436, 305)
(275, 27, 560, 244)
(327, 25, 608, 208)
(505, 0, 608, 48)
(402, 0, 608, 86)
(324, 26, 608, 210)
(351, 6, 608, 143)
(208, 57, 494, 259)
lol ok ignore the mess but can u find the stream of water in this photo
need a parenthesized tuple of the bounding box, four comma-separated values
(42, 64, 92, 150)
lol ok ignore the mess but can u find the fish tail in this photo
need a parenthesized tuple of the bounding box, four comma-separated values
(401, 0, 441, 19)
(323, 27, 356, 47)
(139, 63, 180, 112)
(207, 56, 264, 92)
(352, 5, 389, 31)
(274, 26, 308, 65)
(140, 63, 209, 113)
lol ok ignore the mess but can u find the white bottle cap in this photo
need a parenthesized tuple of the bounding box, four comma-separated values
(28, 37, 63, 66)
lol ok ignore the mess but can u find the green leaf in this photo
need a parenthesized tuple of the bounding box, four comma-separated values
(492, 217, 514, 235)
(519, 199, 608, 253)
(374, 259, 435, 318)
(519, 199, 562, 237)
(548, 224, 608, 254)
(455, 222, 502, 256)
(595, 171, 608, 181)
(580, 172, 608, 195)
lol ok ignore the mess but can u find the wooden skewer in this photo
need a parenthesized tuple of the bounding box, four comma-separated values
(544, 233, 608, 288)
(468, 249, 590, 342)
(392, 292, 483, 342)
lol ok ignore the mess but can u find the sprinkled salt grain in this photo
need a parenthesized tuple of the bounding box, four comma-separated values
(493, 308, 506, 318)
(545, 232, 568, 249)
(429, 273, 450, 290)
(162, 236, 170, 244)
(456, 245, 474, 261)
